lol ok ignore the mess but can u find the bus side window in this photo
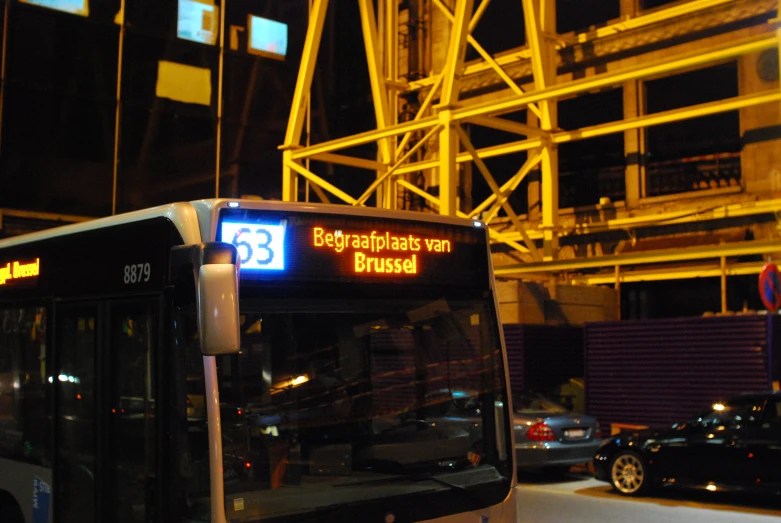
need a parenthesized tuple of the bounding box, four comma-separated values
(0, 307, 50, 465)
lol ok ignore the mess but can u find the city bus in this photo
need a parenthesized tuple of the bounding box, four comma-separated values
(0, 198, 517, 523)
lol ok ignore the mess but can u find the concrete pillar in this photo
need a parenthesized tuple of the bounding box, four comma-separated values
(738, 48, 781, 195)
(621, 0, 644, 206)
(623, 79, 646, 205)
(619, 0, 639, 18)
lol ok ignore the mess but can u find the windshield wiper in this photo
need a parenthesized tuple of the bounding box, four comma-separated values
(334, 467, 503, 507)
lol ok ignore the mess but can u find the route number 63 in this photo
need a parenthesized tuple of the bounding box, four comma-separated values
(223, 223, 286, 271)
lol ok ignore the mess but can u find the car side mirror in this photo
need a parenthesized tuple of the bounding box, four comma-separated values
(197, 263, 240, 355)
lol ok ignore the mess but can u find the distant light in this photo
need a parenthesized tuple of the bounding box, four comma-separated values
(290, 375, 309, 386)
(58, 374, 68, 382)
(713, 403, 725, 411)
(706, 484, 717, 492)
(245, 461, 252, 469)
(227, 202, 240, 208)
(473, 221, 482, 227)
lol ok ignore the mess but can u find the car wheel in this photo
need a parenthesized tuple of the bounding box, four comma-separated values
(609, 451, 649, 496)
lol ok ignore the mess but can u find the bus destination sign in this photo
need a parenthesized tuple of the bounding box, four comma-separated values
(313, 226, 451, 275)
(0, 258, 40, 286)
(217, 209, 488, 288)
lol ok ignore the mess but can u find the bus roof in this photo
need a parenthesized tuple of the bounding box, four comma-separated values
(0, 199, 483, 250)
(0, 202, 202, 249)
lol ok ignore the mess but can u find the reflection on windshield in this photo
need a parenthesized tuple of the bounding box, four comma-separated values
(513, 394, 569, 414)
(176, 297, 510, 521)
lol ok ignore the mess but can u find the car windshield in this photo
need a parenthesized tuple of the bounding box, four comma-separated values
(692, 397, 766, 429)
(513, 394, 569, 415)
(177, 295, 511, 521)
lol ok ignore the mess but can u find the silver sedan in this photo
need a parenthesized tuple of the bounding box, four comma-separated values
(513, 393, 603, 474)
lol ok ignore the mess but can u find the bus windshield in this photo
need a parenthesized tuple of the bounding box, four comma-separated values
(178, 293, 512, 521)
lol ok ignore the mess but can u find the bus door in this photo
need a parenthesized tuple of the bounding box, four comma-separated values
(54, 298, 158, 523)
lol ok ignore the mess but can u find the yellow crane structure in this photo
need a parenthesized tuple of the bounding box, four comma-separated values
(281, 0, 781, 315)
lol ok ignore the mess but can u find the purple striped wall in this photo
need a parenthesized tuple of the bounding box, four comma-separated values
(584, 315, 773, 431)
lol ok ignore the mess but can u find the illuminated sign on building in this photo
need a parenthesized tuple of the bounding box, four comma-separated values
(247, 15, 288, 60)
(20, 0, 88, 17)
(217, 210, 488, 289)
(177, 0, 218, 46)
(0, 258, 40, 286)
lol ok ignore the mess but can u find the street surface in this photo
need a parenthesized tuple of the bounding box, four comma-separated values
(515, 470, 781, 523)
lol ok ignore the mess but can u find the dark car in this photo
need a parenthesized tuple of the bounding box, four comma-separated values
(513, 392, 602, 474)
(594, 391, 781, 496)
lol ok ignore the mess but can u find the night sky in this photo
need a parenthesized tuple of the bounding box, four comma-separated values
(0, 0, 738, 216)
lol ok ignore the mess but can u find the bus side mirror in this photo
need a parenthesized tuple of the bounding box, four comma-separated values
(197, 263, 240, 355)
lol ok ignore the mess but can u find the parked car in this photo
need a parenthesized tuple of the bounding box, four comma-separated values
(593, 391, 781, 496)
(513, 392, 602, 474)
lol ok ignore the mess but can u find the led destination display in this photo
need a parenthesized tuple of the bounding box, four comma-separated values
(0, 258, 40, 286)
(217, 209, 489, 288)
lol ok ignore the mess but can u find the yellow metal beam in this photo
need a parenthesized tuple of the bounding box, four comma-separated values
(435, 0, 472, 217)
(396, 74, 443, 158)
(553, 90, 781, 144)
(310, 180, 332, 204)
(355, 124, 443, 206)
(468, 0, 492, 34)
(439, 110, 459, 216)
(523, 0, 558, 259)
(437, 0, 474, 107)
(281, 0, 328, 201)
(456, 125, 541, 260)
(495, 197, 781, 243)
(471, 151, 543, 217)
(494, 239, 781, 275)
(409, 49, 533, 91)
(395, 178, 530, 254)
(291, 116, 437, 160)
(433, 0, 540, 116)
(285, 160, 357, 205)
(359, 0, 392, 164)
(467, 115, 550, 137)
(568, 260, 779, 285)
(396, 178, 440, 208)
(454, 34, 777, 121)
(310, 152, 386, 171)
(411, 0, 751, 92)
(483, 152, 543, 222)
(522, 0, 554, 128)
(573, 0, 737, 43)
(290, 35, 774, 163)
(282, 0, 328, 148)
(392, 137, 544, 175)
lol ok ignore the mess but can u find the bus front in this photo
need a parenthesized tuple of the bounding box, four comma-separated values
(177, 200, 516, 523)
